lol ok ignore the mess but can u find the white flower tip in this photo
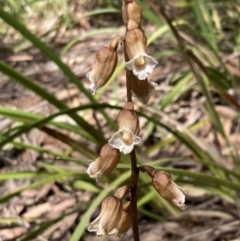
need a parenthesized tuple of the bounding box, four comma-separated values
(87, 161, 102, 180)
(109, 228, 124, 238)
(174, 200, 186, 210)
(133, 70, 147, 80)
(86, 71, 92, 80)
(96, 176, 102, 182)
(126, 54, 158, 80)
(122, 144, 134, 154)
(97, 229, 106, 236)
(87, 225, 95, 232)
(133, 135, 141, 145)
(173, 192, 185, 210)
(125, 61, 133, 71)
(89, 83, 97, 95)
(88, 221, 99, 233)
(108, 130, 141, 154)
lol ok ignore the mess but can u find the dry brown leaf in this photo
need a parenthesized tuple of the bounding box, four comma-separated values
(0, 227, 27, 240)
(46, 198, 76, 218)
(23, 202, 51, 219)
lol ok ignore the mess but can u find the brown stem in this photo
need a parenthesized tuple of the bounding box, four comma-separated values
(126, 69, 133, 102)
(129, 148, 140, 241)
(139, 165, 157, 178)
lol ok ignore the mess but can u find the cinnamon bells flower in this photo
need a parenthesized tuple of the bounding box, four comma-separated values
(122, 0, 142, 27)
(87, 143, 120, 181)
(86, 37, 120, 94)
(139, 165, 185, 210)
(88, 186, 128, 236)
(87, 196, 123, 236)
(108, 102, 141, 154)
(109, 201, 132, 237)
(125, 20, 158, 80)
(130, 72, 157, 105)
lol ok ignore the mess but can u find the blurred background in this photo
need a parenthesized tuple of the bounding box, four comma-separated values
(0, 0, 240, 240)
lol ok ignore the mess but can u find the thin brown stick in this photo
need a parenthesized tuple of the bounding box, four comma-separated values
(126, 68, 133, 102)
(129, 148, 140, 241)
(124, 50, 140, 241)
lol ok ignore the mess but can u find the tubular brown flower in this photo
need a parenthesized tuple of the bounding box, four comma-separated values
(109, 201, 132, 237)
(125, 20, 158, 80)
(108, 102, 141, 154)
(139, 165, 185, 210)
(122, 0, 142, 27)
(130, 72, 157, 105)
(86, 37, 120, 94)
(87, 143, 120, 181)
(88, 196, 123, 236)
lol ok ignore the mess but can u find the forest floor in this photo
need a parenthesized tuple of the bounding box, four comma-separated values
(1, 2, 240, 241)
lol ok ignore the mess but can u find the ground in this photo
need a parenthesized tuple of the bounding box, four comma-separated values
(0, 1, 240, 241)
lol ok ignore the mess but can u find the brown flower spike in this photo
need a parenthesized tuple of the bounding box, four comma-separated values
(122, 0, 142, 27)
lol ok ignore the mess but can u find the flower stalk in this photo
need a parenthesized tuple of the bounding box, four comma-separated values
(86, 1, 185, 240)
(129, 149, 140, 241)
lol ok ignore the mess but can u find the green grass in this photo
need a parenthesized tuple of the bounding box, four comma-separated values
(0, 0, 240, 240)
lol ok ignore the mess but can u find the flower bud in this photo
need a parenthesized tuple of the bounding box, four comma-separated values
(108, 102, 141, 154)
(125, 22, 158, 80)
(114, 185, 129, 200)
(86, 37, 120, 94)
(139, 165, 185, 210)
(88, 196, 123, 236)
(109, 201, 132, 237)
(122, 0, 142, 27)
(87, 143, 120, 181)
(130, 72, 157, 105)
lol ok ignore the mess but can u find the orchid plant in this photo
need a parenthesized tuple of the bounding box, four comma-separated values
(85, 1, 185, 240)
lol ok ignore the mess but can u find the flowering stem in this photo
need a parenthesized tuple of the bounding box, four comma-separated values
(129, 148, 140, 241)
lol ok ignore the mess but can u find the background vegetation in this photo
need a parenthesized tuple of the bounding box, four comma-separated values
(0, 0, 240, 240)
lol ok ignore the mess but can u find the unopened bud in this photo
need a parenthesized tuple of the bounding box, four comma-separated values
(87, 143, 120, 181)
(88, 196, 123, 236)
(126, 19, 138, 31)
(86, 37, 120, 94)
(139, 165, 185, 210)
(109, 201, 132, 237)
(122, 0, 142, 27)
(125, 27, 158, 80)
(130, 72, 157, 105)
(126, 21, 147, 51)
(118, 102, 139, 135)
(114, 185, 129, 200)
(108, 102, 141, 154)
